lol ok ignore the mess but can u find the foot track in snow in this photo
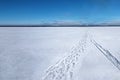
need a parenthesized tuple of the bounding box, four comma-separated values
(42, 33, 120, 80)
(42, 33, 89, 80)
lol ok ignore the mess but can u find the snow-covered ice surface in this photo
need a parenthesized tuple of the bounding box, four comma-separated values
(0, 27, 120, 80)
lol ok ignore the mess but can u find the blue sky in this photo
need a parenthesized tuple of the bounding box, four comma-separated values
(0, 0, 120, 24)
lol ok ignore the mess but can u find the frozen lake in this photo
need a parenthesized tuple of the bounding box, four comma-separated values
(0, 27, 120, 80)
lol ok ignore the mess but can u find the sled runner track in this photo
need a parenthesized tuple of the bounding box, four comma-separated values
(42, 33, 89, 80)
(91, 39, 120, 71)
(42, 32, 120, 80)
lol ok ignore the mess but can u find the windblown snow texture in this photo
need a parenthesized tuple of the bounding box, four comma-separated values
(0, 27, 120, 80)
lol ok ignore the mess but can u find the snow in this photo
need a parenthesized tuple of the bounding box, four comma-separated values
(0, 27, 120, 80)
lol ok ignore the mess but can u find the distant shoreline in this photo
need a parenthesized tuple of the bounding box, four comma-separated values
(0, 25, 120, 27)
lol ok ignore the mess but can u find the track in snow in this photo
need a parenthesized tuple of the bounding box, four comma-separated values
(42, 33, 89, 80)
(91, 39, 120, 71)
(41, 33, 120, 80)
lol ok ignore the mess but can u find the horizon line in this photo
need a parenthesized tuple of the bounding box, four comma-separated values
(0, 24, 120, 27)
